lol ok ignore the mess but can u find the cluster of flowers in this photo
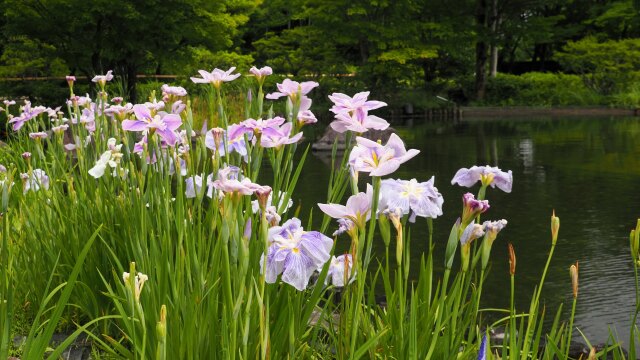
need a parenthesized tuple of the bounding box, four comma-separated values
(0, 66, 514, 293)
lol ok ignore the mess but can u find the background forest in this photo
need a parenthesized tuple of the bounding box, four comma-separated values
(1, 0, 640, 110)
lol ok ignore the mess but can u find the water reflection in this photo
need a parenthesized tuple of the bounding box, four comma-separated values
(296, 116, 640, 344)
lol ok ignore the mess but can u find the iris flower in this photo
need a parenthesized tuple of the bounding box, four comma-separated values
(21, 169, 50, 194)
(259, 123, 302, 149)
(461, 193, 490, 224)
(318, 185, 374, 229)
(92, 70, 114, 87)
(328, 91, 389, 133)
(451, 165, 513, 193)
(122, 104, 182, 146)
(190, 67, 241, 89)
(249, 66, 272, 84)
(212, 166, 259, 195)
(230, 117, 285, 142)
(325, 254, 355, 287)
(8, 101, 47, 131)
(266, 79, 319, 102)
(261, 218, 333, 291)
(161, 84, 187, 97)
(379, 177, 444, 222)
(88, 138, 124, 178)
(349, 134, 419, 177)
(205, 124, 249, 157)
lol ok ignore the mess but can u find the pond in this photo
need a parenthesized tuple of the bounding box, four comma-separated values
(296, 115, 640, 344)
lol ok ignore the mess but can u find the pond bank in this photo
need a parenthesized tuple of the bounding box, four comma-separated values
(459, 106, 638, 118)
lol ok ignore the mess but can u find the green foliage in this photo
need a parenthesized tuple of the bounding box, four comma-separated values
(475, 72, 602, 106)
(557, 37, 640, 94)
(1, 0, 259, 100)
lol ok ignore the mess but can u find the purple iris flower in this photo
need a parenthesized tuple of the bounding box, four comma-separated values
(325, 254, 355, 287)
(249, 66, 272, 84)
(329, 91, 386, 116)
(297, 96, 317, 125)
(349, 134, 419, 177)
(190, 67, 241, 89)
(328, 91, 389, 133)
(266, 79, 319, 102)
(259, 123, 302, 149)
(92, 70, 114, 87)
(205, 124, 249, 157)
(29, 132, 48, 140)
(451, 165, 513, 193)
(122, 104, 182, 146)
(143, 99, 166, 112)
(8, 101, 47, 131)
(477, 334, 487, 360)
(235, 117, 285, 138)
(261, 218, 333, 291)
(318, 185, 374, 229)
(330, 112, 389, 133)
(104, 103, 134, 121)
(161, 84, 187, 97)
(461, 193, 490, 224)
(171, 100, 186, 114)
(21, 169, 50, 194)
(379, 177, 444, 222)
(212, 166, 259, 195)
(460, 221, 485, 246)
(185, 174, 203, 198)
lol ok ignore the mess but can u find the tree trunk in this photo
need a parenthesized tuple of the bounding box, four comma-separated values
(489, 0, 499, 78)
(127, 63, 137, 104)
(475, 0, 488, 100)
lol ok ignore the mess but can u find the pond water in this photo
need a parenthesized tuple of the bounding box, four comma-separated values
(295, 116, 640, 345)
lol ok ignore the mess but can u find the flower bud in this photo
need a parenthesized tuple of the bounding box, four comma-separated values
(587, 347, 596, 360)
(66, 75, 76, 89)
(461, 193, 490, 225)
(156, 304, 167, 339)
(211, 127, 224, 151)
(508, 243, 516, 275)
(386, 208, 404, 266)
(570, 261, 579, 299)
(243, 218, 252, 240)
(551, 210, 560, 245)
(255, 186, 272, 212)
(460, 221, 484, 272)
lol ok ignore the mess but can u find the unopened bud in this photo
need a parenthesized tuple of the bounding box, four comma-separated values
(211, 127, 224, 151)
(588, 347, 596, 360)
(255, 186, 272, 212)
(243, 218, 252, 240)
(551, 210, 560, 245)
(508, 243, 516, 275)
(156, 304, 167, 339)
(570, 261, 579, 299)
(66, 75, 76, 88)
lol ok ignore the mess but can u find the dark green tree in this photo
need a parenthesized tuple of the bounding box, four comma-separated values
(2, 0, 258, 101)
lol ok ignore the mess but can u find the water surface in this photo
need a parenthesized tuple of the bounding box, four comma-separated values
(295, 116, 640, 344)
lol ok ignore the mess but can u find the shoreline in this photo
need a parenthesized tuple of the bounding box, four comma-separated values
(459, 106, 638, 117)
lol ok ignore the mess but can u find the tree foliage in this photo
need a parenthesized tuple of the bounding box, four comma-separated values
(2, 0, 258, 100)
